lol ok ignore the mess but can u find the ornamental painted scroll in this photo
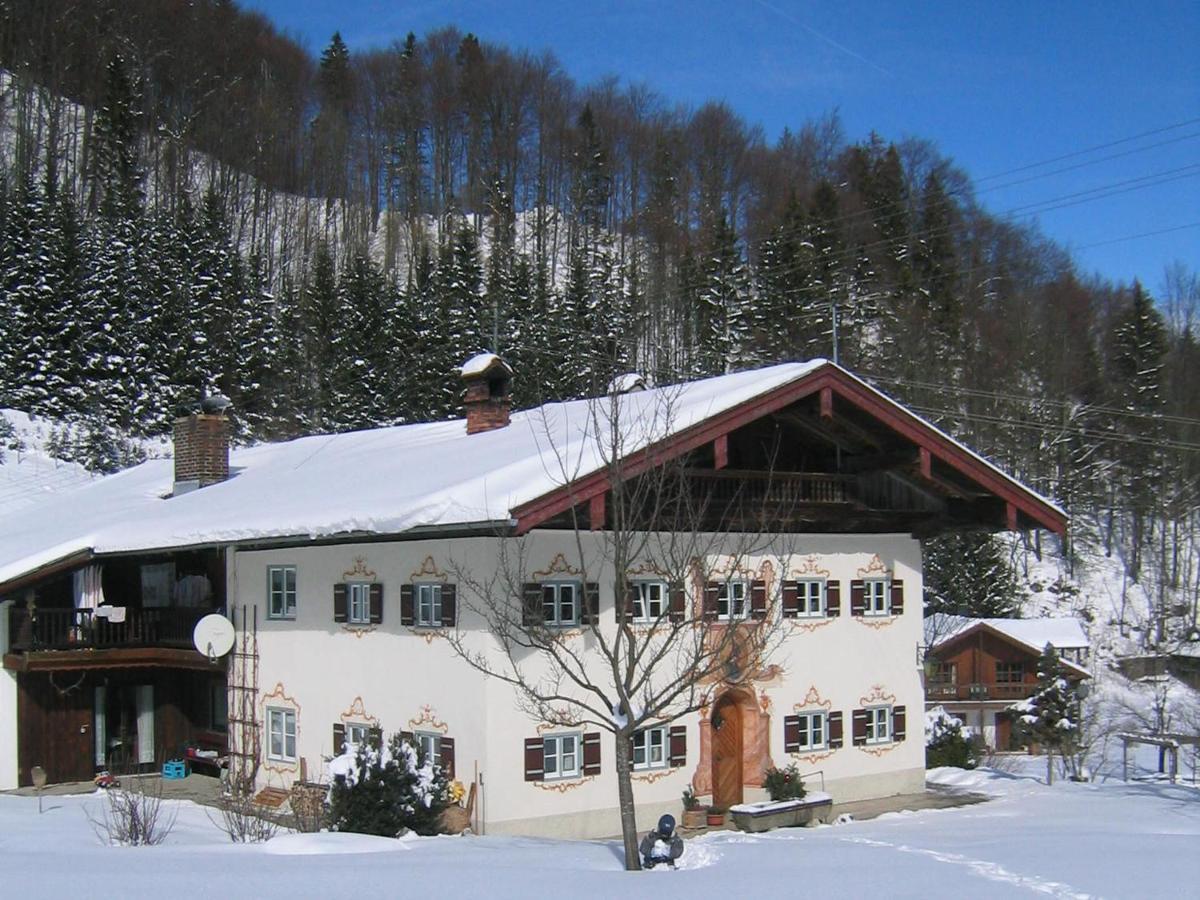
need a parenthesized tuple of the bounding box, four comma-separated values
(339, 696, 380, 728)
(260, 682, 301, 776)
(407, 704, 450, 735)
(532, 552, 583, 580)
(853, 554, 897, 630)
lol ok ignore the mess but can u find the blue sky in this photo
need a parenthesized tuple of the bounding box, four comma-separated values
(244, 1, 1198, 293)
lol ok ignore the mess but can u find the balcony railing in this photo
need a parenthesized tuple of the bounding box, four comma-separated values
(925, 681, 1034, 701)
(684, 470, 857, 507)
(7, 606, 211, 652)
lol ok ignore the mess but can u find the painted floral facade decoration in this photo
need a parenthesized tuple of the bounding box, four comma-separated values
(854, 554, 898, 630)
(260, 681, 301, 775)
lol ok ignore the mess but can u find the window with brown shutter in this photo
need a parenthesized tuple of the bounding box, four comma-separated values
(784, 714, 801, 752)
(890, 579, 904, 615)
(440, 736, 456, 778)
(750, 579, 768, 619)
(826, 580, 841, 616)
(524, 737, 545, 781)
(332, 722, 345, 755)
(852, 708, 868, 746)
(669, 584, 686, 623)
(582, 731, 602, 776)
(369, 583, 384, 624)
(892, 706, 906, 741)
(368, 726, 383, 749)
(850, 580, 866, 616)
(617, 582, 637, 622)
(441, 584, 457, 626)
(703, 581, 721, 621)
(828, 711, 844, 749)
(400, 584, 415, 626)
(668, 725, 686, 767)
(584, 583, 600, 625)
(522, 583, 544, 626)
(333, 583, 348, 623)
(781, 581, 800, 618)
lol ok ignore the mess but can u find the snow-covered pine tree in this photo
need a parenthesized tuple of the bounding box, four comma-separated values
(331, 253, 394, 430)
(923, 532, 1025, 618)
(1010, 643, 1081, 784)
(300, 244, 341, 430)
(696, 211, 750, 375)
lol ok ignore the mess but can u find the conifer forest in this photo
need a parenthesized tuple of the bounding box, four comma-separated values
(1, 1, 1198, 644)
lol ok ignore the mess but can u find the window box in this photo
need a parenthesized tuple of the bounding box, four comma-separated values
(729, 792, 833, 833)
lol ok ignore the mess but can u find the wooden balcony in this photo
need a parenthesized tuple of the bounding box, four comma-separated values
(683, 469, 857, 510)
(7, 606, 210, 653)
(925, 681, 1033, 702)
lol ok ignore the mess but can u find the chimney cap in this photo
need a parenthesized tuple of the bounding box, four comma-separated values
(200, 393, 232, 414)
(460, 352, 511, 380)
(608, 372, 650, 395)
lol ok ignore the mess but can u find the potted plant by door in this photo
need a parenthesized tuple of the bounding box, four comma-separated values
(681, 786, 705, 829)
(706, 806, 727, 827)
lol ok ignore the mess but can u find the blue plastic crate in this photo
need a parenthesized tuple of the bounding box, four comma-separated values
(162, 760, 188, 779)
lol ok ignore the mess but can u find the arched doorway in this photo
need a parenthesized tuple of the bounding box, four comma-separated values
(711, 693, 744, 808)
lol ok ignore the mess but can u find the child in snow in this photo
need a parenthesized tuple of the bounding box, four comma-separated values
(639, 814, 684, 869)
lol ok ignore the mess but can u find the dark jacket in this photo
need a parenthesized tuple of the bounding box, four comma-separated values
(639, 830, 684, 865)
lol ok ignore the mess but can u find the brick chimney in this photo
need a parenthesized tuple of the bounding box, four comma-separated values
(173, 395, 231, 495)
(461, 353, 513, 435)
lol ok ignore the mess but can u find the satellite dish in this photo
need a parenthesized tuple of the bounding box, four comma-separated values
(193, 614, 236, 661)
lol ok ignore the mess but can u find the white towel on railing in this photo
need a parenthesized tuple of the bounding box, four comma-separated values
(107, 606, 126, 624)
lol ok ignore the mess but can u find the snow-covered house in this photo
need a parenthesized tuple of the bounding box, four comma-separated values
(0, 359, 1064, 837)
(923, 615, 1090, 749)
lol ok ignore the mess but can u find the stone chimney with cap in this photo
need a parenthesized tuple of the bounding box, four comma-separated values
(461, 353, 513, 434)
(173, 394, 231, 495)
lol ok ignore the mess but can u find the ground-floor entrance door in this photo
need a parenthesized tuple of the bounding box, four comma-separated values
(711, 694, 744, 809)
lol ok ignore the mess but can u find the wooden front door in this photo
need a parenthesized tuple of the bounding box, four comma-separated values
(17, 673, 95, 785)
(994, 712, 1012, 750)
(711, 695, 744, 808)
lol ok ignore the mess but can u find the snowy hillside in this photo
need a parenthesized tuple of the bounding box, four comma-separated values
(0, 409, 94, 513)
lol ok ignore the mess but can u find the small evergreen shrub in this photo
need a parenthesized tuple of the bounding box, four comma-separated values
(925, 706, 978, 769)
(327, 732, 450, 837)
(763, 763, 806, 801)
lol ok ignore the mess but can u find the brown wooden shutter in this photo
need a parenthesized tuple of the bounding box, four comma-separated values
(368, 726, 383, 749)
(369, 583, 384, 624)
(890, 579, 904, 615)
(828, 711, 844, 749)
(850, 579, 866, 616)
(668, 725, 687, 767)
(332, 722, 346, 755)
(522, 583, 543, 627)
(582, 731, 602, 776)
(441, 583, 457, 626)
(826, 580, 841, 617)
(892, 705, 906, 742)
(703, 582, 721, 621)
(440, 736, 456, 778)
(400, 584, 415, 626)
(750, 579, 768, 620)
(619, 582, 637, 622)
(781, 581, 800, 618)
(784, 714, 801, 753)
(852, 708, 868, 746)
(585, 582, 600, 625)
(333, 583, 348, 623)
(669, 584, 686, 623)
(524, 737, 545, 781)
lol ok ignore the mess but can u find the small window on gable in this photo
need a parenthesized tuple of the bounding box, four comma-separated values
(633, 581, 667, 624)
(863, 578, 889, 616)
(268, 566, 297, 619)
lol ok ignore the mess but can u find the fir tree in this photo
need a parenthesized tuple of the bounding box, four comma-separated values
(1010, 644, 1082, 784)
(90, 52, 144, 220)
(923, 533, 1025, 618)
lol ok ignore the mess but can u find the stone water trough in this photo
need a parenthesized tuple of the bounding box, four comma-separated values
(729, 791, 833, 833)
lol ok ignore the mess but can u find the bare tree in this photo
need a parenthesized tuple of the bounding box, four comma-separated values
(447, 385, 799, 869)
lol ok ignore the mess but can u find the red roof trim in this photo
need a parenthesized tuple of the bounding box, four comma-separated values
(512, 364, 1067, 535)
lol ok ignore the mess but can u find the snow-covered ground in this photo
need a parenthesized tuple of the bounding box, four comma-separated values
(3, 761, 1196, 899)
(0, 409, 94, 514)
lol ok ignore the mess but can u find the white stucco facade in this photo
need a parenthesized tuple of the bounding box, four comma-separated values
(233, 529, 925, 839)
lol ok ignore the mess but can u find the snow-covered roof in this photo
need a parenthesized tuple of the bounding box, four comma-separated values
(0, 360, 1064, 590)
(928, 614, 1089, 654)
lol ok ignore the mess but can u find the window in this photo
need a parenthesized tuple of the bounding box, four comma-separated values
(268, 566, 297, 619)
(633, 581, 667, 623)
(863, 578, 889, 616)
(928, 662, 957, 687)
(347, 582, 371, 625)
(416, 583, 443, 627)
(542, 582, 579, 627)
(267, 708, 297, 761)
(345, 722, 371, 748)
(996, 662, 1024, 684)
(865, 706, 891, 745)
(796, 579, 824, 617)
(414, 731, 441, 762)
(794, 711, 827, 751)
(543, 733, 580, 779)
(633, 726, 668, 770)
(717, 580, 749, 621)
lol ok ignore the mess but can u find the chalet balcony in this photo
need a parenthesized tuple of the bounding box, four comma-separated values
(926, 681, 1033, 702)
(7, 605, 211, 654)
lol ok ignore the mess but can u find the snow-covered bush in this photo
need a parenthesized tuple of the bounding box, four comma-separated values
(327, 732, 450, 837)
(925, 706, 978, 770)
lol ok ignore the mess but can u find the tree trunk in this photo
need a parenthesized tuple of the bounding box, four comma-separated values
(614, 729, 641, 871)
(1046, 749, 1054, 785)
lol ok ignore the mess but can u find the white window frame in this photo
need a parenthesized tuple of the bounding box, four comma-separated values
(865, 705, 891, 745)
(542, 732, 580, 780)
(347, 582, 371, 625)
(542, 581, 580, 627)
(863, 578, 890, 617)
(266, 707, 297, 761)
(414, 730, 441, 763)
(267, 565, 297, 620)
(717, 579, 750, 621)
(633, 580, 667, 624)
(796, 579, 825, 617)
(632, 725, 668, 770)
(795, 710, 827, 751)
(415, 583, 443, 627)
(345, 721, 371, 750)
